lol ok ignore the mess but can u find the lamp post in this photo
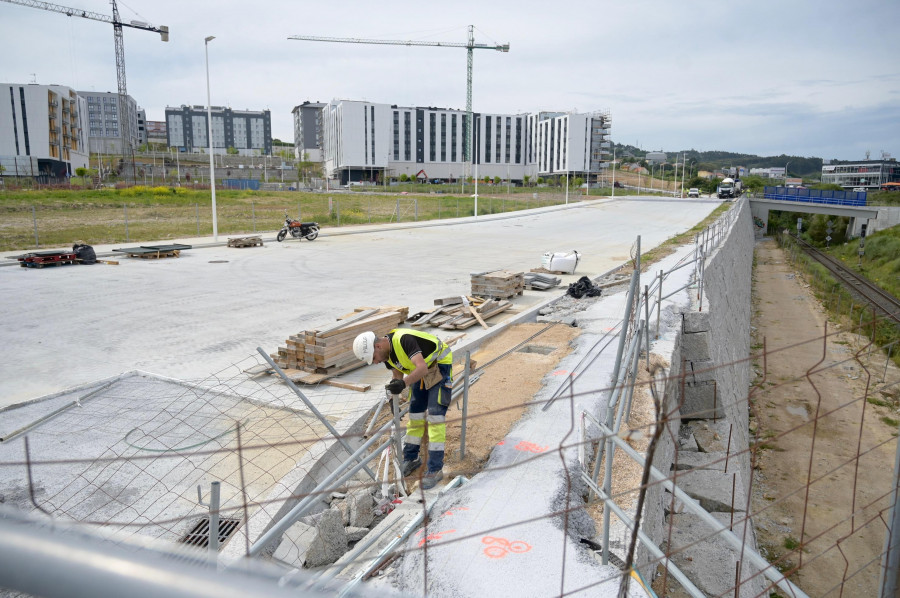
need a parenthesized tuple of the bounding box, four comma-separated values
(205, 35, 218, 241)
(784, 161, 791, 184)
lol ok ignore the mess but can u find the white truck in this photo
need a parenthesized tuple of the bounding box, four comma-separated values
(717, 177, 742, 200)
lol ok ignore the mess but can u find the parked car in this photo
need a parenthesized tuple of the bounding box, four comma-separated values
(688, 188, 700, 198)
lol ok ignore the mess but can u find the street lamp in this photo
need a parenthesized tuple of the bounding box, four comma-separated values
(784, 161, 791, 184)
(205, 35, 218, 241)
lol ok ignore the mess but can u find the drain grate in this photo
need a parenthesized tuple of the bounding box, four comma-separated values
(516, 344, 555, 355)
(180, 516, 242, 549)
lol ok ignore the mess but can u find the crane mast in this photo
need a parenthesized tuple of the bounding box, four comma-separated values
(1, 0, 168, 180)
(289, 25, 509, 179)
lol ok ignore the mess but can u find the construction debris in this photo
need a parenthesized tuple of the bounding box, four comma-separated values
(227, 236, 263, 248)
(16, 250, 78, 268)
(470, 270, 525, 299)
(113, 243, 192, 259)
(410, 296, 512, 330)
(271, 306, 409, 381)
(523, 272, 561, 290)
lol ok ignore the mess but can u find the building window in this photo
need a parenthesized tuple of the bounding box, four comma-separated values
(429, 113, 436, 162)
(485, 116, 492, 163)
(393, 110, 399, 160)
(505, 117, 511, 164)
(404, 112, 411, 161)
(451, 114, 457, 162)
(440, 113, 446, 162)
(515, 117, 522, 164)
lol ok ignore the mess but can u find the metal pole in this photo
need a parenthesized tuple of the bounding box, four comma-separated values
(644, 286, 651, 370)
(124, 205, 129, 242)
(251, 200, 256, 233)
(195, 203, 200, 236)
(32, 205, 39, 248)
(415, 198, 418, 221)
(257, 348, 375, 480)
(208, 481, 220, 558)
(460, 351, 471, 459)
(391, 389, 402, 469)
(336, 199, 340, 227)
(205, 36, 218, 242)
(880, 425, 900, 597)
(656, 269, 663, 339)
(396, 197, 400, 223)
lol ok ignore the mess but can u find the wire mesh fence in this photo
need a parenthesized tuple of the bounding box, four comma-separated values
(3, 201, 900, 597)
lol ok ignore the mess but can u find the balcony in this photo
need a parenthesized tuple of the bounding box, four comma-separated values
(49, 127, 59, 134)
(48, 100, 58, 108)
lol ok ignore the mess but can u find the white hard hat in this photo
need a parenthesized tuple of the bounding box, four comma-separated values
(353, 331, 377, 365)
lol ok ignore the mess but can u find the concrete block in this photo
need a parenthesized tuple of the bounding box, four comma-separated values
(688, 359, 717, 383)
(346, 526, 369, 542)
(674, 451, 729, 472)
(272, 520, 317, 568)
(348, 488, 374, 528)
(680, 331, 710, 361)
(673, 469, 747, 514)
(682, 311, 710, 333)
(686, 420, 733, 453)
(664, 512, 768, 598)
(680, 381, 722, 420)
(305, 508, 348, 567)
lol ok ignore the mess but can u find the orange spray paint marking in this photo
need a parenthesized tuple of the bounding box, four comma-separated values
(417, 529, 456, 547)
(515, 440, 549, 453)
(443, 506, 469, 517)
(497, 440, 505, 445)
(552, 370, 569, 376)
(482, 536, 532, 559)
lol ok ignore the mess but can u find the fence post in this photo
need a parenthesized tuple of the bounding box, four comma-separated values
(879, 421, 900, 597)
(657, 269, 663, 339)
(208, 481, 221, 559)
(251, 200, 256, 233)
(414, 199, 418, 221)
(337, 199, 340, 227)
(195, 203, 200, 236)
(460, 351, 471, 459)
(396, 198, 400, 223)
(124, 205, 129, 242)
(32, 205, 39, 248)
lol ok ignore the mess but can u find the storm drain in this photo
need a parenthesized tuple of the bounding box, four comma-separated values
(179, 516, 242, 549)
(516, 345, 555, 355)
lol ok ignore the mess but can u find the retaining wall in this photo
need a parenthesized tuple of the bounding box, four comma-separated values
(639, 199, 760, 594)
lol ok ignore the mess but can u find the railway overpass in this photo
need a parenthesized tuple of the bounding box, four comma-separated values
(748, 196, 880, 238)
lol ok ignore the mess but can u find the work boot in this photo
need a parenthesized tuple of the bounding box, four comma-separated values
(401, 458, 421, 477)
(421, 470, 443, 490)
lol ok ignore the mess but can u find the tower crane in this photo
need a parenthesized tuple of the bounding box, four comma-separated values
(1, 0, 168, 178)
(288, 26, 508, 179)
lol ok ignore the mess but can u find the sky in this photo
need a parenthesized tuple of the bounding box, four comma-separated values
(1, 0, 898, 162)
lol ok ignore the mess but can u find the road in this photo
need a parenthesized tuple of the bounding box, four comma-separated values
(0, 198, 719, 407)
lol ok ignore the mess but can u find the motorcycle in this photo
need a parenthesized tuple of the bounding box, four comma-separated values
(276, 212, 319, 242)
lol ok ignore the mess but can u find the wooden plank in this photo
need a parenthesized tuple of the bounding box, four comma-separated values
(312, 309, 379, 334)
(322, 379, 371, 392)
(434, 296, 464, 306)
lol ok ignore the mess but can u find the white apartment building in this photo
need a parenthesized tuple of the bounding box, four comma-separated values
(0, 83, 89, 180)
(317, 99, 611, 185)
(78, 90, 142, 155)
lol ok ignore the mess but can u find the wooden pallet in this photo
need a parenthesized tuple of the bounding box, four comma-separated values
(471, 270, 526, 299)
(18, 252, 78, 268)
(113, 244, 191, 259)
(228, 236, 263, 248)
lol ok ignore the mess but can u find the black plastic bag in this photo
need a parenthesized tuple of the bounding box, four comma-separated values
(72, 243, 97, 264)
(566, 276, 602, 299)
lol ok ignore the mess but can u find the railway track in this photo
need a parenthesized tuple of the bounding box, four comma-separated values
(791, 234, 900, 326)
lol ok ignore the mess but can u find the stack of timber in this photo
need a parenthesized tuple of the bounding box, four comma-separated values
(227, 236, 263, 248)
(470, 270, 525, 299)
(272, 306, 409, 378)
(409, 296, 512, 330)
(523, 272, 561, 290)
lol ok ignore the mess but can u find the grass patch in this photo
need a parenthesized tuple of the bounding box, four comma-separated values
(868, 397, 892, 408)
(783, 536, 801, 551)
(881, 416, 900, 428)
(0, 187, 582, 251)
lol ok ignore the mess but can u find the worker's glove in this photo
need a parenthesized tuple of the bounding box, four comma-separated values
(385, 379, 406, 395)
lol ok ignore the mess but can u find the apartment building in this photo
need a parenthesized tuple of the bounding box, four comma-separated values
(316, 98, 611, 185)
(165, 105, 272, 156)
(78, 90, 142, 155)
(292, 101, 326, 162)
(0, 83, 89, 180)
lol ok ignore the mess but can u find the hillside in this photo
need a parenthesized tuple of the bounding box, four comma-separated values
(614, 143, 824, 177)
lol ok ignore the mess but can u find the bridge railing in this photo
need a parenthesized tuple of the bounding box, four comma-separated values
(763, 186, 867, 207)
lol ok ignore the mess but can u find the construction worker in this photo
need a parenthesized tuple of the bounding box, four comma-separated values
(353, 329, 452, 490)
